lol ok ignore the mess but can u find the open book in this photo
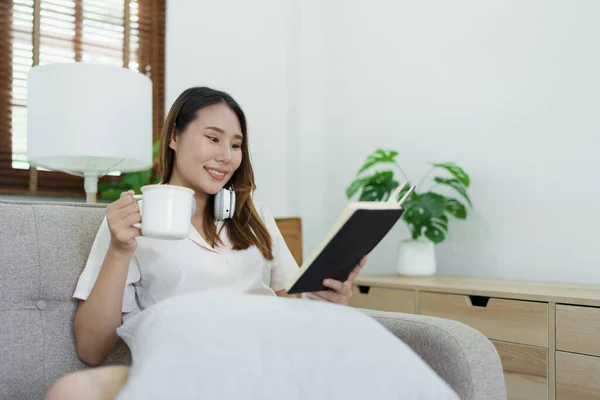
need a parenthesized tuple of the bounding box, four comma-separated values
(286, 183, 416, 294)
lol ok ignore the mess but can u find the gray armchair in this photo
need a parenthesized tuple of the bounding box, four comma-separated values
(0, 199, 506, 399)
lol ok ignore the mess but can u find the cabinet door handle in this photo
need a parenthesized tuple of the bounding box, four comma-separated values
(468, 295, 490, 308)
(358, 285, 370, 294)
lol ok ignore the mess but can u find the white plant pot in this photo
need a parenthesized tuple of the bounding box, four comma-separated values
(396, 239, 437, 276)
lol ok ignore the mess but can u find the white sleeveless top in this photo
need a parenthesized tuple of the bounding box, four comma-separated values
(73, 201, 300, 322)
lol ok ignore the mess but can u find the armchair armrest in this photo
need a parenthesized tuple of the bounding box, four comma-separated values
(359, 308, 507, 400)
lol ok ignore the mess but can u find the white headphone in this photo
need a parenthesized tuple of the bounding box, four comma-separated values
(214, 186, 236, 220)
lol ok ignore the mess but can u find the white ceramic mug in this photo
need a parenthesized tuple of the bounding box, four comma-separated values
(132, 184, 196, 240)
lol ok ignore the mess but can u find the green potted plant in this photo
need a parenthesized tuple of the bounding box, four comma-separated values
(98, 140, 162, 201)
(346, 148, 472, 276)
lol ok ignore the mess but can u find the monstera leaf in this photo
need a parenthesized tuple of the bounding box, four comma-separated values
(346, 170, 399, 201)
(401, 192, 449, 244)
(445, 198, 467, 219)
(357, 149, 399, 174)
(433, 177, 472, 207)
(431, 162, 470, 187)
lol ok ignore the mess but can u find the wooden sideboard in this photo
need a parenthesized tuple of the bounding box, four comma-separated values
(348, 275, 600, 400)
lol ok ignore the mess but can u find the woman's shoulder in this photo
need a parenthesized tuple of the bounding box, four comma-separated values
(251, 201, 279, 231)
(253, 200, 270, 217)
(252, 201, 278, 224)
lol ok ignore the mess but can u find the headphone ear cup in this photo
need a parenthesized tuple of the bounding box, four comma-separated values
(214, 188, 235, 220)
(222, 189, 231, 219)
(214, 189, 223, 220)
(229, 190, 236, 218)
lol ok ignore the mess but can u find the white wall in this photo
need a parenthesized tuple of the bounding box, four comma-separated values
(318, 0, 600, 283)
(165, 0, 295, 218)
(167, 0, 600, 284)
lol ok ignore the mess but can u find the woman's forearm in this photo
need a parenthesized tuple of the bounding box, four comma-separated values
(73, 246, 133, 366)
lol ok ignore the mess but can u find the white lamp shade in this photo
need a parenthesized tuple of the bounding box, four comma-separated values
(26, 63, 153, 174)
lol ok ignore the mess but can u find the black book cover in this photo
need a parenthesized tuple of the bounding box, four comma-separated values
(286, 207, 406, 294)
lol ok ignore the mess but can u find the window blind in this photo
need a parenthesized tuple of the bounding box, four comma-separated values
(0, 0, 165, 197)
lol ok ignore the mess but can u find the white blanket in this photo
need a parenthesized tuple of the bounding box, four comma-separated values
(115, 292, 457, 400)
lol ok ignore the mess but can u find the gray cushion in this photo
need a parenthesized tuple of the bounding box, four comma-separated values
(0, 200, 131, 400)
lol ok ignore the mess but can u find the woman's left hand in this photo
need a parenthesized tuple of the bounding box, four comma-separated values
(304, 255, 368, 305)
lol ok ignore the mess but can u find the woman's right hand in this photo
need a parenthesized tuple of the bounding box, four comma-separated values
(106, 190, 142, 253)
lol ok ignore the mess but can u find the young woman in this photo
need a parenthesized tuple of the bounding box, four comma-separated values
(44, 87, 367, 400)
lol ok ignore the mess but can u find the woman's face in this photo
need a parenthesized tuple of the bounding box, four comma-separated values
(168, 102, 243, 196)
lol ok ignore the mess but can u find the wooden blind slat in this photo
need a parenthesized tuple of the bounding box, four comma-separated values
(152, 0, 165, 143)
(74, 0, 81, 60)
(29, 0, 40, 193)
(0, 0, 165, 197)
(0, 1, 15, 185)
(123, 0, 130, 67)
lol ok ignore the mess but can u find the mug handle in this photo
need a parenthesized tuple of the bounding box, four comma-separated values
(132, 194, 142, 229)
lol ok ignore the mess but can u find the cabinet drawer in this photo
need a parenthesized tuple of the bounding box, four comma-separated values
(419, 292, 548, 347)
(349, 286, 415, 314)
(556, 351, 600, 399)
(492, 341, 547, 400)
(556, 304, 600, 357)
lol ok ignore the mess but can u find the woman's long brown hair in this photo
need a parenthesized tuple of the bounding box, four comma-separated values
(157, 87, 274, 260)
